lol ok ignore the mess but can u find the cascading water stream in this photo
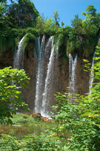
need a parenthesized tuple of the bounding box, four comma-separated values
(34, 35, 45, 113)
(41, 36, 54, 117)
(89, 52, 95, 94)
(11, 37, 25, 110)
(69, 54, 77, 101)
(55, 38, 59, 59)
(14, 36, 25, 69)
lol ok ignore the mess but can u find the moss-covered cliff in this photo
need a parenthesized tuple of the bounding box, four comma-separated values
(0, 33, 98, 111)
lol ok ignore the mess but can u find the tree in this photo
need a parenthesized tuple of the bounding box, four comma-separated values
(71, 14, 82, 29)
(53, 9, 60, 26)
(6, 0, 39, 28)
(0, 67, 29, 124)
(35, 14, 45, 34)
(61, 21, 64, 27)
(71, 14, 82, 34)
(82, 5, 100, 27)
(0, 0, 8, 28)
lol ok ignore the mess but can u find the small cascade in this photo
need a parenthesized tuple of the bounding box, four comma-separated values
(34, 35, 45, 113)
(55, 38, 59, 58)
(14, 37, 25, 69)
(44, 36, 53, 59)
(89, 52, 95, 94)
(69, 54, 77, 100)
(41, 36, 55, 117)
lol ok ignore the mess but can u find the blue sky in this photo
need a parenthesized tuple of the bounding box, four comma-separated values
(32, 0, 100, 26)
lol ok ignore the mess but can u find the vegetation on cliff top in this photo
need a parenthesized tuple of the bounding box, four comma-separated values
(0, 0, 100, 57)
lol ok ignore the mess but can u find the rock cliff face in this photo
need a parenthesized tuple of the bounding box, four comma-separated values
(0, 41, 93, 112)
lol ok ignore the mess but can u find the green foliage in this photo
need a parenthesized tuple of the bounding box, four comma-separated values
(69, 5, 99, 57)
(51, 46, 100, 151)
(35, 14, 60, 35)
(82, 5, 100, 27)
(7, 36, 15, 50)
(35, 15, 45, 34)
(0, 113, 61, 150)
(26, 27, 38, 36)
(0, 28, 36, 55)
(58, 34, 64, 47)
(64, 24, 98, 57)
(11, 28, 26, 38)
(0, 0, 39, 29)
(6, 0, 39, 28)
(0, 132, 61, 151)
(0, 28, 25, 54)
(44, 17, 58, 35)
(0, 29, 16, 53)
(53, 9, 60, 26)
(0, 4, 99, 58)
(71, 14, 82, 31)
(0, 113, 57, 140)
(0, 36, 7, 55)
(57, 33, 68, 60)
(23, 33, 35, 50)
(61, 21, 64, 27)
(0, 1, 8, 29)
(0, 67, 29, 124)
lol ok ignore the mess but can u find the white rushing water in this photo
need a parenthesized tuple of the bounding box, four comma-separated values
(41, 36, 54, 117)
(69, 54, 77, 101)
(89, 52, 95, 94)
(14, 36, 25, 69)
(34, 35, 45, 113)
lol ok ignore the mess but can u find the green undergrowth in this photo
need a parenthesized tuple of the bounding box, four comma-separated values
(0, 113, 67, 150)
(0, 113, 56, 139)
(0, 29, 36, 56)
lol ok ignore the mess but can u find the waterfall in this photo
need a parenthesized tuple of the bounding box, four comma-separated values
(14, 37, 25, 69)
(41, 36, 54, 117)
(44, 36, 53, 59)
(89, 52, 95, 94)
(34, 35, 58, 116)
(55, 38, 59, 58)
(69, 54, 77, 100)
(34, 35, 45, 113)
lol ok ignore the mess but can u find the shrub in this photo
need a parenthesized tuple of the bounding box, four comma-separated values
(26, 27, 38, 36)
(0, 133, 61, 151)
(51, 46, 100, 151)
(0, 67, 29, 124)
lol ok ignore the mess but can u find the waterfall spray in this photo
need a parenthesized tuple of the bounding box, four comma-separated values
(34, 35, 45, 113)
(89, 52, 95, 94)
(41, 36, 54, 117)
(14, 37, 25, 69)
(69, 54, 77, 101)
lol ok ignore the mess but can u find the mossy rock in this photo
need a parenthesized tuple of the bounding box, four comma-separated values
(30, 112, 41, 120)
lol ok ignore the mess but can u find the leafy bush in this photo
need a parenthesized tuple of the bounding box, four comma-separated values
(51, 46, 100, 151)
(26, 27, 38, 36)
(58, 34, 64, 47)
(0, 67, 29, 124)
(23, 33, 35, 49)
(0, 133, 61, 151)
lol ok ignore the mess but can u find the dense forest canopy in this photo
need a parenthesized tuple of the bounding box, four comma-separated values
(0, 0, 39, 28)
(0, 0, 100, 57)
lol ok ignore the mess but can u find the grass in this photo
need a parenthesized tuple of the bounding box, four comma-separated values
(0, 113, 56, 139)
